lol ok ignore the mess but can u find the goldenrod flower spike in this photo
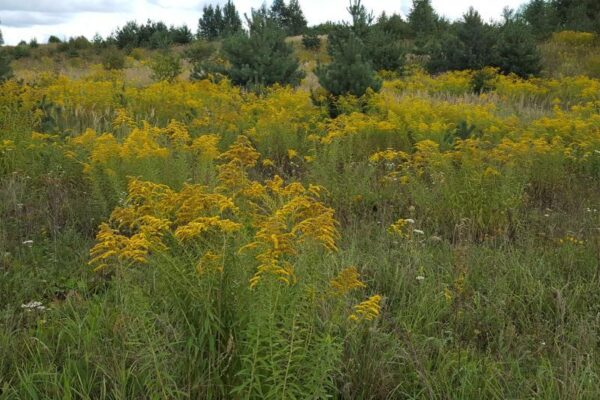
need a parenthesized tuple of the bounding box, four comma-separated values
(349, 295, 382, 322)
(330, 267, 366, 296)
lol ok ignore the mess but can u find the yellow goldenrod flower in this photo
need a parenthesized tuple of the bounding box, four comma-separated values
(349, 295, 382, 322)
(330, 267, 366, 296)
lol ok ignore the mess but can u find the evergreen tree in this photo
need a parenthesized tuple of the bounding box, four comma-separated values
(0, 50, 11, 82)
(199, 5, 221, 40)
(364, 13, 408, 72)
(170, 25, 193, 44)
(347, 0, 374, 39)
(0, 24, 12, 83)
(365, 24, 406, 72)
(0, 23, 11, 82)
(495, 11, 541, 77)
(454, 8, 497, 70)
(270, 0, 307, 36)
(522, 0, 557, 39)
(113, 20, 181, 49)
(214, 5, 224, 36)
(302, 33, 321, 50)
(200, 2, 241, 40)
(316, 0, 381, 100)
(283, 0, 307, 35)
(425, 29, 463, 73)
(555, 0, 600, 33)
(221, 7, 304, 89)
(408, 0, 438, 38)
(115, 21, 141, 48)
(376, 12, 411, 38)
(316, 31, 381, 98)
(521, 0, 600, 35)
(270, 0, 287, 29)
(222, 0, 243, 36)
(426, 9, 497, 73)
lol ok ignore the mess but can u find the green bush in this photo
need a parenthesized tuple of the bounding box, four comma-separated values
(302, 33, 321, 50)
(185, 40, 223, 81)
(470, 68, 497, 94)
(101, 47, 126, 70)
(149, 51, 182, 82)
(0, 50, 13, 82)
(12, 43, 31, 59)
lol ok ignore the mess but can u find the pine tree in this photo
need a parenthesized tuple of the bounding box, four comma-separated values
(214, 5, 224, 36)
(425, 9, 498, 74)
(315, 31, 381, 98)
(556, 0, 600, 33)
(222, 0, 243, 36)
(425, 29, 463, 73)
(365, 13, 408, 72)
(221, 7, 304, 90)
(496, 13, 541, 77)
(365, 25, 405, 72)
(0, 52, 11, 82)
(0, 22, 11, 82)
(270, 0, 307, 36)
(454, 8, 497, 70)
(347, 0, 373, 39)
(408, 0, 438, 38)
(0, 24, 12, 83)
(283, 0, 307, 36)
(115, 21, 141, 48)
(522, 0, 557, 39)
(270, 0, 287, 29)
(199, 5, 221, 40)
(316, 0, 381, 100)
(170, 25, 193, 44)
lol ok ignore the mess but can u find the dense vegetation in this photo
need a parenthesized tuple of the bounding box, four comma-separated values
(1, 0, 600, 398)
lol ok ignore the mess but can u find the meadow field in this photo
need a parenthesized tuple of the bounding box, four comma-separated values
(1, 37, 600, 399)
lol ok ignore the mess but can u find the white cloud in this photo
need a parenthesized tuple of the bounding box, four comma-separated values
(0, 0, 528, 45)
(0, 0, 131, 13)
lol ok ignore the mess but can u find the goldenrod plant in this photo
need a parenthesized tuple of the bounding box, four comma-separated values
(1, 48, 600, 398)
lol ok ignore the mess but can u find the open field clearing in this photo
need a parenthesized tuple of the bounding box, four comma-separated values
(1, 67, 599, 398)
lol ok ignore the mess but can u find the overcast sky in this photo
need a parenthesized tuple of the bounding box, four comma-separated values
(0, 0, 528, 45)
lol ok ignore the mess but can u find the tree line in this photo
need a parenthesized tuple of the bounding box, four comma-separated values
(1, 0, 599, 88)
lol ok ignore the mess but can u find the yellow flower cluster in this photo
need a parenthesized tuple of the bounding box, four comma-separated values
(330, 267, 366, 296)
(243, 176, 338, 288)
(388, 219, 415, 239)
(349, 295, 382, 322)
(558, 235, 585, 246)
(86, 137, 341, 297)
(89, 177, 239, 271)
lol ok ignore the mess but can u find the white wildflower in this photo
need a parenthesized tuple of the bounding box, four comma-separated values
(21, 301, 46, 311)
(22, 240, 34, 246)
(416, 275, 425, 281)
(413, 229, 425, 235)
